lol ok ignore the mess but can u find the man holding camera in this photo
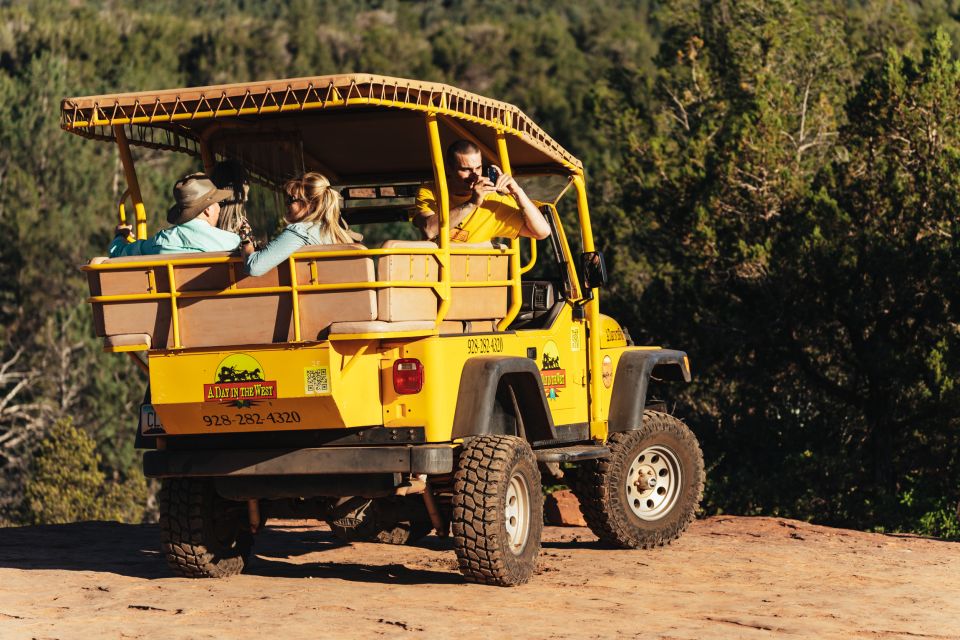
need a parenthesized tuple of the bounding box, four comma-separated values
(414, 140, 551, 243)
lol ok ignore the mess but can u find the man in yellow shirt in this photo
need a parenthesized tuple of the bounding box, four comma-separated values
(414, 140, 551, 242)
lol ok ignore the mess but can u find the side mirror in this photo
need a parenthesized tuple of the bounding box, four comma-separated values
(580, 251, 608, 290)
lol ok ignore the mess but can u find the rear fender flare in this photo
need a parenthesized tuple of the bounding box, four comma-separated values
(451, 356, 555, 442)
(608, 349, 691, 432)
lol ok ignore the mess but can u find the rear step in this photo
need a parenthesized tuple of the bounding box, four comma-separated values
(534, 445, 610, 463)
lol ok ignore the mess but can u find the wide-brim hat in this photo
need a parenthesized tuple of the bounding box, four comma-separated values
(167, 173, 234, 225)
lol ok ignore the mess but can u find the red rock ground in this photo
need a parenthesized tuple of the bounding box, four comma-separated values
(0, 516, 957, 639)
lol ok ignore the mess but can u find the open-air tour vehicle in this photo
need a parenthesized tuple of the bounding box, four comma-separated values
(62, 73, 704, 586)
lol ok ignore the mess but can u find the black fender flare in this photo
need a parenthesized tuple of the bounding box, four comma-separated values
(451, 356, 556, 442)
(608, 349, 691, 432)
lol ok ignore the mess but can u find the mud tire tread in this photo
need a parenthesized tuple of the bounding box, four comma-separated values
(158, 478, 251, 578)
(452, 435, 543, 586)
(571, 411, 704, 549)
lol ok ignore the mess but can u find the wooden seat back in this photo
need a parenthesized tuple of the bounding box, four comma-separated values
(87, 244, 375, 349)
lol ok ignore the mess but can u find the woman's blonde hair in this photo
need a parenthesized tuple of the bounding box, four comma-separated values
(283, 172, 354, 244)
(211, 160, 249, 234)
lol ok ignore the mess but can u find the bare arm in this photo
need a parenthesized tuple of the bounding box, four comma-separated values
(495, 172, 551, 240)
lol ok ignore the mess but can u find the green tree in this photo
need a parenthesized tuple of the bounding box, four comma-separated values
(23, 419, 147, 524)
(592, 1, 960, 532)
(773, 30, 960, 526)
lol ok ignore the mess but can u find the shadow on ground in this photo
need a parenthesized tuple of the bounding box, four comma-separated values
(0, 521, 465, 584)
(0, 521, 167, 578)
(249, 557, 462, 584)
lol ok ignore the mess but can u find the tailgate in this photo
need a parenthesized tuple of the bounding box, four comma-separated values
(146, 343, 382, 435)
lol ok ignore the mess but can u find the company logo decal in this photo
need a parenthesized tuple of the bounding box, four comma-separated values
(540, 340, 566, 400)
(602, 355, 613, 388)
(605, 327, 625, 343)
(204, 354, 277, 407)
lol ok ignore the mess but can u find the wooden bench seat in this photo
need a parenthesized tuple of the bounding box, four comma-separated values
(87, 244, 376, 349)
(328, 240, 509, 336)
(87, 241, 512, 349)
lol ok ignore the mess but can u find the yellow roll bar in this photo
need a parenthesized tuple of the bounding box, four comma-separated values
(495, 130, 523, 331)
(519, 234, 538, 275)
(114, 125, 148, 240)
(573, 174, 604, 431)
(425, 112, 452, 325)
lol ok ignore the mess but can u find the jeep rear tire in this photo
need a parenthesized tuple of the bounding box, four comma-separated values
(452, 435, 543, 586)
(327, 495, 433, 545)
(572, 411, 703, 549)
(159, 478, 253, 578)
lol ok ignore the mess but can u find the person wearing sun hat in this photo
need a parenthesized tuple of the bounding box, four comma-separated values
(107, 172, 241, 257)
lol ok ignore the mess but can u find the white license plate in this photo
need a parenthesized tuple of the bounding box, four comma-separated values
(139, 404, 166, 435)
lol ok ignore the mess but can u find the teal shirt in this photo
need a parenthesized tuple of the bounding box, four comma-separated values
(108, 219, 240, 257)
(244, 222, 327, 277)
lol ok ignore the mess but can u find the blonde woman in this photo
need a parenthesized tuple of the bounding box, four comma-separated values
(211, 159, 251, 235)
(242, 172, 359, 277)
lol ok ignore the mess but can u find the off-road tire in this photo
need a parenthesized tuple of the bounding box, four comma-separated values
(328, 496, 433, 545)
(571, 411, 703, 549)
(158, 478, 253, 578)
(452, 435, 543, 586)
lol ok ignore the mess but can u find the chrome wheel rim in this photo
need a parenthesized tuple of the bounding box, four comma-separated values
(504, 472, 530, 554)
(626, 445, 682, 520)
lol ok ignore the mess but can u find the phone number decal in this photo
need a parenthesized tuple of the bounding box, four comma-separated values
(203, 411, 302, 427)
(467, 336, 504, 355)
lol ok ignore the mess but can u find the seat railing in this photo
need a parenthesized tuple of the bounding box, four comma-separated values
(83, 243, 519, 349)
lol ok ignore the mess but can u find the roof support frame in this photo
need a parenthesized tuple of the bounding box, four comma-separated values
(114, 125, 148, 240)
(425, 112, 451, 325)
(439, 114, 499, 166)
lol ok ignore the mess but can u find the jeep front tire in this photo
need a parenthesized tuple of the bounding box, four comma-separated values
(572, 411, 704, 549)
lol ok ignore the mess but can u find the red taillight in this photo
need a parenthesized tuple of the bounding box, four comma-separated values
(393, 358, 423, 394)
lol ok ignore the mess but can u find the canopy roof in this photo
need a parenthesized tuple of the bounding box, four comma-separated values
(61, 73, 582, 185)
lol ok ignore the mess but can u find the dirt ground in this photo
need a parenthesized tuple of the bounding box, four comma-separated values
(0, 516, 957, 640)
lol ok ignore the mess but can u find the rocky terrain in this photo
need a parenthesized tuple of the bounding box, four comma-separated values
(0, 515, 957, 639)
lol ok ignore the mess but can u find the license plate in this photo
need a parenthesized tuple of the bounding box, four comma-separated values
(139, 404, 166, 436)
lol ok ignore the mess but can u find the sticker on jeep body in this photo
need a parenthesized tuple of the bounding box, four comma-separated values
(204, 354, 277, 406)
(304, 365, 331, 395)
(540, 340, 566, 400)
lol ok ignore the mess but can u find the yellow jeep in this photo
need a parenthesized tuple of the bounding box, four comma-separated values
(63, 74, 704, 586)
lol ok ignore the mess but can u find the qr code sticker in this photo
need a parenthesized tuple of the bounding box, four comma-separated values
(304, 366, 330, 394)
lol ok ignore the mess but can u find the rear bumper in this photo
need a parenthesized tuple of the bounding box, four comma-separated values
(143, 444, 455, 478)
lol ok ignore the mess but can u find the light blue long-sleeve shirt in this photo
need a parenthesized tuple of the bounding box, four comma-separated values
(244, 222, 327, 277)
(108, 218, 240, 258)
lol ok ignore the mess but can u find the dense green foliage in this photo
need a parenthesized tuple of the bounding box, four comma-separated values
(594, 1, 960, 535)
(0, 0, 957, 536)
(23, 420, 147, 524)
